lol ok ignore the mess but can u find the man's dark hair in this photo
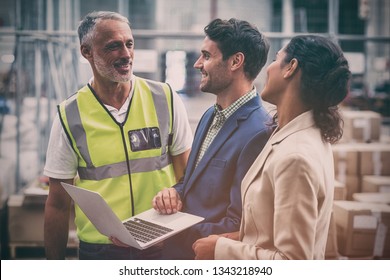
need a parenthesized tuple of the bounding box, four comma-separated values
(204, 18, 269, 81)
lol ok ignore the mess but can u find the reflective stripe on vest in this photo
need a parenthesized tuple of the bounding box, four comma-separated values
(77, 155, 170, 181)
(63, 78, 172, 180)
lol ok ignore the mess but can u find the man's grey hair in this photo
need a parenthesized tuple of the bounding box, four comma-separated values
(78, 11, 130, 47)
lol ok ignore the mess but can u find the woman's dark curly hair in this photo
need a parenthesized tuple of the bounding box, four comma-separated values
(283, 35, 351, 144)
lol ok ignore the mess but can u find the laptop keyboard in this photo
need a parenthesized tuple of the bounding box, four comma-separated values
(123, 218, 174, 243)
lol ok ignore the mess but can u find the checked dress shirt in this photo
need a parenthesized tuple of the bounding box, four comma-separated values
(195, 87, 257, 167)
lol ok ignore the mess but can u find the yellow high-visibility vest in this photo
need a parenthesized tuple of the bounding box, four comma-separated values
(58, 76, 176, 244)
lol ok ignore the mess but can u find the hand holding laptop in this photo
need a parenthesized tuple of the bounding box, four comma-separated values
(152, 187, 182, 214)
(109, 236, 130, 247)
(61, 182, 204, 250)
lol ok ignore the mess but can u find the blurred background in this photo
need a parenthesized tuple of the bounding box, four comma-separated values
(0, 0, 389, 259)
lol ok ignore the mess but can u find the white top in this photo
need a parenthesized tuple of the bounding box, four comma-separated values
(43, 83, 193, 179)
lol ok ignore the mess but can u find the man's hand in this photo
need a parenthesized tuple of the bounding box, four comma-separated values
(110, 236, 130, 247)
(152, 187, 182, 214)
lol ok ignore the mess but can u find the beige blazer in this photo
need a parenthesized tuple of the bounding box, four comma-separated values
(215, 111, 334, 259)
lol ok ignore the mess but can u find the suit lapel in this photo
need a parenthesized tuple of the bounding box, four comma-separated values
(196, 113, 238, 167)
(183, 113, 239, 197)
(241, 110, 316, 200)
(183, 98, 259, 197)
(184, 107, 214, 183)
(241, 138, 274, 199)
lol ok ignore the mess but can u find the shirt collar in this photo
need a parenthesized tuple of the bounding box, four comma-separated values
(214, 86, 257, 120)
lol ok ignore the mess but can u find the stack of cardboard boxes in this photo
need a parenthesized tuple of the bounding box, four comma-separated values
(327, 109, 390, 259)
(7, 179, 78, 259)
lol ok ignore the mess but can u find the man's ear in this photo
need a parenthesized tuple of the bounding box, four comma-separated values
(231, 52, 244, 71)
(284, 58, 299, 78)
(80, 45, 92, 59)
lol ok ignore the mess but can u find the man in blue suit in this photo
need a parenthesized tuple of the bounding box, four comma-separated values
(152, 18, 272, 259)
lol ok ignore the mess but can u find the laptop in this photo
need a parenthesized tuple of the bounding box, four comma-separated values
(61, 182, 204, 250)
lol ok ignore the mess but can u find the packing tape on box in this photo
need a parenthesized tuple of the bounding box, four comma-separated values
(335, 151, 347, 183)
(353, 118, 371, 142)
(336, 162, 347, 183)
(373, 223, 387, 257)
(372, 151, 382, 176)
(379, 185, 390, 193)
(372, 212, 387, 257)
(353, 215, 377, 229)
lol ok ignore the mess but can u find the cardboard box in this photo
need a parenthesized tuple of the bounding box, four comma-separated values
(334, 180, 346, 200)
(341, 110, 381, 143)
(333, 143, 390, 176)
(8, 195, 45, 243)
(333, 201, 390, 257)
(8, 195, 76, 243)
(353, 192, 390, 205)
(332, 143, 360, 175)
(334, 174, 360, 200)
(332, 144, 390, 200)
(381, 134, 390, 144)
(359, 144, 390, 176)
(362, 176, 390, 193)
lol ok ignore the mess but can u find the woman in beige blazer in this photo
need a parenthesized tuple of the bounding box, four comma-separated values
(193, 35, 351, 260)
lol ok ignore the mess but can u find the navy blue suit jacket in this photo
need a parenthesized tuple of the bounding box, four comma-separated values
(162, 95, 272, 259)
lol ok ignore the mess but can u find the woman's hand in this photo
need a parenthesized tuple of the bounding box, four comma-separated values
(192, 235, 219, 260)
